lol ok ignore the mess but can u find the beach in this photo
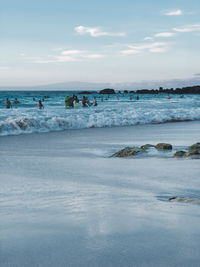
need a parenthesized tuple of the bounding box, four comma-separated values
(1, 120, 200, 267)
(2, 0, 200, 265)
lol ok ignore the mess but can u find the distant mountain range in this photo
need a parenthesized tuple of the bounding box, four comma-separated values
(1, 78, 200, 91)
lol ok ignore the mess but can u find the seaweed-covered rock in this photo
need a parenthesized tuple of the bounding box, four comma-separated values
(188, 142, 200, 155)
(184, 152, 200, 158)
(184, 152, 191, 157)
(173, 151, 187, 158)
(168, 197, 198, 203)
(99, 88, 115, 94)
(78, 91, 96, 94)
(141, 144, 155, 150)
(111, 147, 142, 157)
(156, 143, 172, 150)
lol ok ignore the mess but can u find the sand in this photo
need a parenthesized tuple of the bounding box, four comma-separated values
(0, 121, 200, 267)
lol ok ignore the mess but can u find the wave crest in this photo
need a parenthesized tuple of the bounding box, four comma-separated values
(0, 106, 200, 136)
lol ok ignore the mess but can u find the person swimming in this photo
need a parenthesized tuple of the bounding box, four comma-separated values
(6, 98, 12, 109)
(81, 96, 91, 107)
(65, 95, 78, 108)
(38, 100, 44, 109)
(13, 98, 20, 104)
(93, 96, 97, 106)
(73, 95, 79, 104)
(65, 96, 71, 108)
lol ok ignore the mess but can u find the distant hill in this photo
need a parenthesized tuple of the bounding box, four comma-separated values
(0, 82, 110, 91)
(0, 78, 200, 91)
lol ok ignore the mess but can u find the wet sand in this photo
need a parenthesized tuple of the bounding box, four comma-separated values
(0, 121, 200, 267)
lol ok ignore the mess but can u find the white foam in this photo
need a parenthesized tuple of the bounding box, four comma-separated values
(0, 95, 200, 136)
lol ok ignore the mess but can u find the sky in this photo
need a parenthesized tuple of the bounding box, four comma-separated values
(0, 0, 200, 86)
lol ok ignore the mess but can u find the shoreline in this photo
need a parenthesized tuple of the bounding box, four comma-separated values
(1, 120, 200, 267)
(0, 119, 200, 140)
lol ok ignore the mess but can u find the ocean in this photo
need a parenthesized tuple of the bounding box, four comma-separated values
(0, 91, 200, 136)
(1, 91, 200, 266)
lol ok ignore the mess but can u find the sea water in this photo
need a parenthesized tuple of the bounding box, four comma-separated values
(0, 91, 200, 136)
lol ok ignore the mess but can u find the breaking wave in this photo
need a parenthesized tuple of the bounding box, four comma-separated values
(1, 105, 200, 136)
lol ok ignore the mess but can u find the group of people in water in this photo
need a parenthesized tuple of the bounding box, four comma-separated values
(3, 94, 98, 109)
(5, 98, 20, 108)
(2, 93, 183, 109)
(4, 97, 44, 109)
(65, 95, 97, 108)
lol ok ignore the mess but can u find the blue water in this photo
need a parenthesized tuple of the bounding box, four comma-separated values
(0, 91, 200, 136)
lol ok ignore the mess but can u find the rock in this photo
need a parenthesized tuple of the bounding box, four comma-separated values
(188, 142, 200, 155)
(156, 143, 172, 150)
(111, 146, 143, 157)
(168, 197, 198, 203)
(16, 120, 27, 130)
(78, 91, 96, 94)
(99, 88, 115, 94)
(130, 86, 200, 95)
(141, 144, 155, 150)
(184, 152, 191, 157)
(173, 151, 187, 158)
(184, 152, 200, 159)
(183, 143, 200, 158)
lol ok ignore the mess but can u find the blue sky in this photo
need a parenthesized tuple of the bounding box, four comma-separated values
(0, 0, 200, 86)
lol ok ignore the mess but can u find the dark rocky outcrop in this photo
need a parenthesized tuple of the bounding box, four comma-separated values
(156, 143, 172, 150)
(141, 144, 155, 150)
(113, 85, 200, 95)
(183, 142, 200, 158)
(110, 142, 200, 159)
(99, 88, 115, 94)
(184, 153, 200, 158)
(78, 91, 96, 94)
(173, 151, 187, 158)
(168, 197, 199, 203)
(111, 146, 143, 157)
(188, 142, 200, 155)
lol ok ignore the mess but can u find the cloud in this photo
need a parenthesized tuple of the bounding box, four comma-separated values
(149, 47, 167, 53)
(75, 25, 126, 37)
(173, 24, 200, 32)
(155, 32, 176, 37)
(121, 42, 170, 55)
(165, 9, 183, 16)
(61, 50, 84, 55)
(194, 73, 200, 76)
(144, 37, 154, 41)
(144, 32, 175, 42)
(33, 49, 105, 63)
(122, 49, 140, 55)
(85, 54, 105, 59)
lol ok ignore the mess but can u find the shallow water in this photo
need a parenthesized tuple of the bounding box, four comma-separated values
(0, 122, 200, 266)
(0, 91, 200, 136)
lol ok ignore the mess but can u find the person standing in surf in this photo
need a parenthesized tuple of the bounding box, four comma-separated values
(6, 98, 12, 109)
(38, 100, 44, 109)
(93, 96, 98, 106)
